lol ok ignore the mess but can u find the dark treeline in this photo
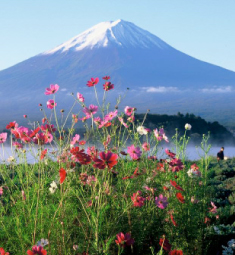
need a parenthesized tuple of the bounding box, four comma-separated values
(135, 112, 235, 145)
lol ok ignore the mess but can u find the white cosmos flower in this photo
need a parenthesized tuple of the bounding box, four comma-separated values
(185, 123, 192, 130)
(49, 181, 58, 193)
(137, 126, 148, 135)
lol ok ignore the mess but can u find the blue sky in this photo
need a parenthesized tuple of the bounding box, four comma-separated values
(1, 0, 235, 71)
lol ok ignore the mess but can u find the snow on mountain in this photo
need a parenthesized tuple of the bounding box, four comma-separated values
(43, 19, 170, 54)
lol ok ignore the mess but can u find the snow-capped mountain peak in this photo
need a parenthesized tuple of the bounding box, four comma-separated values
(43, 19, 170, 54)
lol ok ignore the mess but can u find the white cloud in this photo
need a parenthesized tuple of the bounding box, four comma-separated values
(141, 86, 179, 93)
(61, 88, 67, 92)
(201, 86, 233, 93)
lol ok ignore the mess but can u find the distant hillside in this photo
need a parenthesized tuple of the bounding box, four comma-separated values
(135, 112, 235, 145)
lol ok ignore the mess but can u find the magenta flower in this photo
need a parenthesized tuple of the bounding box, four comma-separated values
(0, 133, 7, 144)
(124, 106, 135, 116)
(87, 77, 99, 87)
(155, 194, 168, 209)
(77, 92, 85, 102)
(104, 110, 118, 121)
(44, 84, 59, 95)
(127, 145, 142, 160)
(82, 104, 98, 117)
(71, 134, 80, 145)
(115, 232, 134, 247)
(94, 117, 102, 126)
(103, 81, 114, 91)
(47, 99, 57, 109)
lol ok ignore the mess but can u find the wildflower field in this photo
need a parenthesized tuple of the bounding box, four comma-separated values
(0, 77, 235, 255)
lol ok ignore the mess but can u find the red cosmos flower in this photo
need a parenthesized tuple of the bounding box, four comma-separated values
(77, 154, 92, 165)
(30, 127, 41, 139)
(169, 250, 183, 255)
(115, 232, 134, 247)
(27, 245, 47, 255)
(93, 151, 118, 169)
(165, 149, 176, 158)
(103, 81, 114, 91)
(70, 146, 86, 159)
(79, 140, 86, 145)
(40, 149, 47, 161)
(0, 247, 9, 255)
(170, 180, 184, 192)
(59, 168, 66, 184)
(87, 77, 99, 87)
(102, 76, 110, 80)
(176, 192, 185, 203)
(131, 191, 145, 207)
(170, 213, 177, 227)
(159, 238, 172, 252)
(6, 121, 18, 130)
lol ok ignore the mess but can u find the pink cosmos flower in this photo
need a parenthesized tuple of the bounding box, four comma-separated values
(131, 191, 145, 207)
(44, 84, 59, 95)
(0, 187, 3, 196)
(155, 194, 168, 209)
(104, 110, 118, 121)
(47, 99, 57, 109)
(118, 117, 129, 128)
(115, 232, 134, 247)
(87, 77, 99, 87)
(13, 142, 23, 149)
(77, 92, 85, 102)
(103, 81, 114, 91)
(142, 142, 150, 152)
(124, 106, 135, 116)
(93, 117, 101, 125)
(154, 128, 169, 142)
(82, 104, 98, 117)
(0, 133, 7, 144)
(70, 134, 80, 145)
(127, 145, 142, 160)
(165, 149, 176, 158)
(33, 132, 53, 145)
(127, 115, 135, 122)
(87, 146, 98, 158)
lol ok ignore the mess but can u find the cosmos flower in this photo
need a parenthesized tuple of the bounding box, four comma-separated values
(176, 192, 185, 203)
(82, 104, 98, 117)
(185, 123, 192, 130)
(131, 191, 145, 207)
(44, 84, 59, 95)
(103, 81, 114, 91)
(124, 106, 135, 116)
(155, 194, 168, 209)
(93, 151, 118, 169)
(0, 133, 7, 144)
(127, 145, 142, 160)
(115, 232, 134, 247)
(137, 126, 148, 135)
(27, 245, 47, 255)
(46, 99, 57, 109)
(77, 92, 85, 102)
(87, 77, 99, 87)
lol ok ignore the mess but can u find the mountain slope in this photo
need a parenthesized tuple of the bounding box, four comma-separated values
(0, 19, 235, 126)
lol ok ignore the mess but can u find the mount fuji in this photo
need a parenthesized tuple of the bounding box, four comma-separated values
(1, 19, 235, 127)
